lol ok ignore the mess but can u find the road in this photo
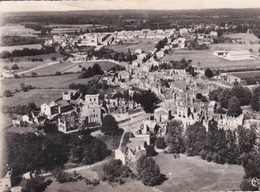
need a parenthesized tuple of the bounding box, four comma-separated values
(117, 112, 150, 150)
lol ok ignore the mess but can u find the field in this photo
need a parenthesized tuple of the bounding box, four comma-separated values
(228, 71, 260, 79)
(154, 153, 244, 192)
(0, 44, 42, 52)
(1, 53, 64, 72)
(106, 42, 156, 54)
(0, 88, 68, 106)
(0, 23, 37, 37)
(223, 33, 259, 44)
(162, 44, 260, 70)
(44, 153, 244, 192)
(3, 59, 118, 76)
(45, 24, 105, 34)
(45, 179, 150, 192)
(66, 61, 118, 73)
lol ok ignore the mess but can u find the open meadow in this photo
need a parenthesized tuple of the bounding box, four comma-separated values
(1, 53, 64, 71)
(45, 179, 150, 192)
(162, 44, 260, 70)
(154, 153, 244, 192)
(65, 60, 118, 73)
(0, 74, 101, 106)
(228, 70, 260, 78)
(44, 153, 244, 192)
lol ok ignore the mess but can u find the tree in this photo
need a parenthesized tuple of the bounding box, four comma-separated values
(218, 88, 234, 108)
(232, 85, 252, 106)
(21, 176, 51, 192)
(101, 159, 133, 183)
(237, 126, 256, 154)
(101, 115, 119, 136)
(209, 88, 222, 101)
(196, 93, 203, 99)
(227, 96, 242, 117)
(31, 72, 37, 77)
(51, 56, 57, 61)
(240, 153, 260, 191)
(251, 87, 260, 111)
(133, 90, 160, 113)
(136, 155, 162, 186)
(205, 68, 214, 78)
(11, 64, 19, 70)
(185, 122, 207, 156)
(92, 63, 103, 75)
(155, 137, 166, 149)
(4, 90, 12, 97)
(164, 120, 185, 153)
(0, 50, 11, 59)
(251, 94, 260, 111)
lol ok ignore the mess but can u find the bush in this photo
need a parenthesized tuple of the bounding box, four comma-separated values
(205, 68, 214, 78)
(155, 137, 166, 149)
(196, 93, 203, 99)
(21, 176, 51, 192)
(55, 71, 62, 75)
(4, 90, 12, 97)
(102, 159, 133, 183)
(51, 168, 80, 183)
(51, 56, 57, 61)
(11, 64, 19, 70)
(31, 72, 37, 77)
(206, 152, 213, 162)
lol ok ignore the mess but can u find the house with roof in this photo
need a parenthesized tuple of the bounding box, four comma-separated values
(213, 50, 257, 61)
(41, 98, 73, 120)
(217, 73, 242, 84)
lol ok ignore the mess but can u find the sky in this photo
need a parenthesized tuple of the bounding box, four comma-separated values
(0, 0, 260, 12)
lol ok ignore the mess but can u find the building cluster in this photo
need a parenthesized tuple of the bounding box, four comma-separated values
(43, 26, 221, 50)
(12, 90, 103, 133)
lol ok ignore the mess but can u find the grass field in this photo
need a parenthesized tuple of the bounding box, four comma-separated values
(106, 42, 156, 54)
(66, 61, 118, 73)
(1, 53, 64, 71)
(228, 71, 260, 78)
(162, 44, 260, 70)
(0, 44, 42, 52)
(154, 153, 244, 192)
(0, 88, 67, 106)
(45, 180, 150, 192)
(45, 153, 244, 192)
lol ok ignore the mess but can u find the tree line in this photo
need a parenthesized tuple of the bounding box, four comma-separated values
(0, 47, 55, 59)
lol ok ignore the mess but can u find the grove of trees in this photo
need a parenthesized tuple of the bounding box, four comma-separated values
(101, 115, 120, 136)
(4, 131, 111, 181)
(133, 90, 160, 113)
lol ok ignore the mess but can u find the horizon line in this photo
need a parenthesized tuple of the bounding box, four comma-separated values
(1, 7, 260, 13)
